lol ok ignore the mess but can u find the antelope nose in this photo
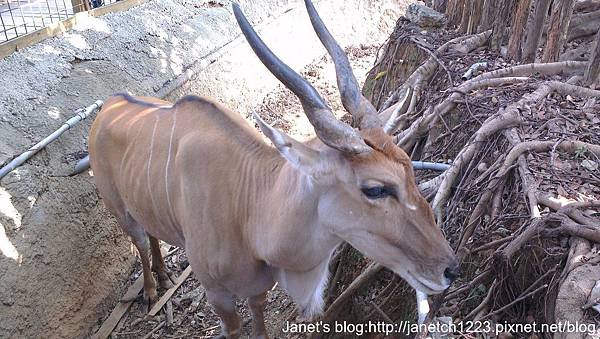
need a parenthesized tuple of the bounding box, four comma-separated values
(443, 262, 460, 283)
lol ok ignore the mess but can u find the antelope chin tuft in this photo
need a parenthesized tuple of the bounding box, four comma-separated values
(297, 269, 329, 321)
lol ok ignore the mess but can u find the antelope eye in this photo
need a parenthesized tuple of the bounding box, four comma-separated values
(361, 186, 391, 199)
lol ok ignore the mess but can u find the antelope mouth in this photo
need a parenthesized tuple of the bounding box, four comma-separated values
(405, 270, 448, 295)
(353, 231, 449, 294)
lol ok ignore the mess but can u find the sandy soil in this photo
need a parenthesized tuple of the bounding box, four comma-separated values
(0, 0, 405, 336)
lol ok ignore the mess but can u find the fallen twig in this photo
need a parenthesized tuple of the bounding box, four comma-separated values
(322, 262, 383, 322)
(141, 321, 165, 339)
(465, 279, 497, 320)
(148, 266, 193, 316)
(91, 275, 145, 339)
(370, 300, 393, 323)
(166, 300, 174, 326)
(480, 284, 548, 320)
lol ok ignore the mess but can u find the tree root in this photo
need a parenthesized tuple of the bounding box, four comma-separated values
(331, 23, 600, 328)
(396, 61, 587, 152)
(430, 83, 553, 223)
(430, 80, 600, 223)
(472, 61, 587, 80)
(396, 76, 531, 150)
(380, 31, 492, 135)
(499, 140, 600, 171)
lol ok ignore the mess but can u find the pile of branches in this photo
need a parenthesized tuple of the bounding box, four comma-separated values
(320, 16, 600, 336)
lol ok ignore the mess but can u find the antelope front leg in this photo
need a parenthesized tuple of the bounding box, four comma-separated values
(249, 291, 269, 339)
(149, 235, 175, 289)
(206, 289, 242, 339)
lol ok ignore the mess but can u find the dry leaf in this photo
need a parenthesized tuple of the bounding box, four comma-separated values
(582, 159, 598, 171)
(557, 185, 569, 198)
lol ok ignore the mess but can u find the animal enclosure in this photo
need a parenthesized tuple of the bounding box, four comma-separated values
(1, 0, 600, 338)
(0, 0, 403, 337)
(0, 0, 118, 42)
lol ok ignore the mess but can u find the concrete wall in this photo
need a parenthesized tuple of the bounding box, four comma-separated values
(0, 0, 404, 337)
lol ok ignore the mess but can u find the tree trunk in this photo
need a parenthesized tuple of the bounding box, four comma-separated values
(522, 0, 552, 63)
(507, 0, 532, 60)
(363, 29, 428, 109)
(480, 0, 495, 31)
(585, 28, 600, 87)
(460, 0, 484, 33)
(459, 0, 471, 33)
(434, 0, 448, 12)
(542, 0, 577, 62)
(446, 0, 466, 27)
(491, 0, 516, 51)
(470, 0, 485, 33)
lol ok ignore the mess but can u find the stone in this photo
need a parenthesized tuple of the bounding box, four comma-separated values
(405, 4, 446, 28)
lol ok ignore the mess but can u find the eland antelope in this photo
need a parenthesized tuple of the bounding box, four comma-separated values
(88, 1, 458, 337)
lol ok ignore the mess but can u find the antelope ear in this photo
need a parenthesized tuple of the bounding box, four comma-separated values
(253, 112, 320, 173)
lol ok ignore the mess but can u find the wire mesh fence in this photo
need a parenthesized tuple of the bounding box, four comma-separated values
(0, 0, 120, 43)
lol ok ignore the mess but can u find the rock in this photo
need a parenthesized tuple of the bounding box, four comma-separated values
(582, 159, 598, 171)
(405, 4, 446, 28)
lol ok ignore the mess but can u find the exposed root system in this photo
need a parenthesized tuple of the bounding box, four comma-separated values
(323, 17, 600, 337)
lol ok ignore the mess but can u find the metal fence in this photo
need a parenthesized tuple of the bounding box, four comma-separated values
(0, 0, 119, 43)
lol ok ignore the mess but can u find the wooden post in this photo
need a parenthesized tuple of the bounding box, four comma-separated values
(522, 0, 551, 63)
(71, 0, 90, 13)
(507, 0, 532, 61)
(585, 28, 600, 87)
(541, 0, 577, 62)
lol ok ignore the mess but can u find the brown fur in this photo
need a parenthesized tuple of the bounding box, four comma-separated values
(89, 94, 456, 338)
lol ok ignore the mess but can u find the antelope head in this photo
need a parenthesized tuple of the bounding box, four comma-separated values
(233, 1, 458, 295)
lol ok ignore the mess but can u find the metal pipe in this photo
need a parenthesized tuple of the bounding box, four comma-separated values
(461, 62, 488, 80)
(0, 9, 9, 41)
(70, 151, 450, 178)
(411, 161, 451, 171)
(72, 156, 451, 176)
(71, 155, 90, 175)
(0, 100, 103, 180)
(18, 3, 29, 34)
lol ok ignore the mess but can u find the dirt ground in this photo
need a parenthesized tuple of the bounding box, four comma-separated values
(102, 44, 381, 339)
(0, 0, 405, 337)
(0, 1, 245, 336)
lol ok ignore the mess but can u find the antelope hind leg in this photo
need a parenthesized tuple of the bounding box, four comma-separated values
(124, 214, 158, 307)
(149, 235, 175, 289)
(206, 289, 242, 339)
(249, 291, 269, 339)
